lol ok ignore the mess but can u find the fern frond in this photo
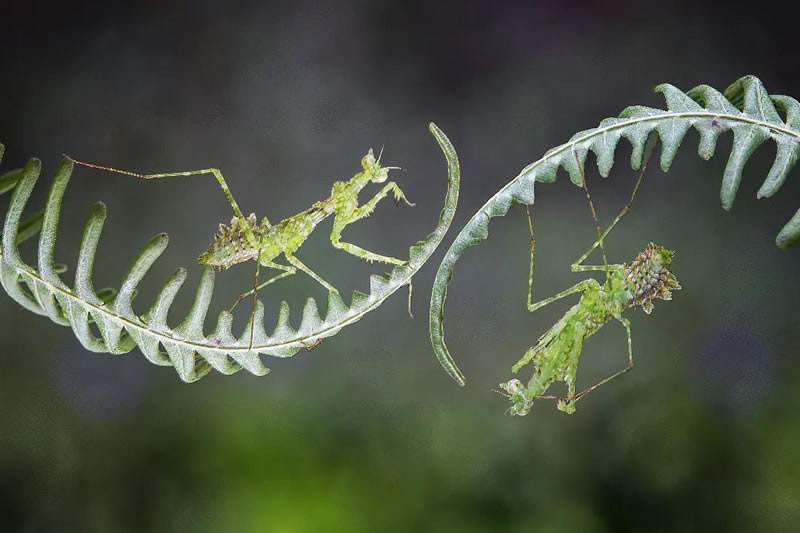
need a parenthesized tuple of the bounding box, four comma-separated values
(430, 75, 800, 386)
(0, 123, 459, 382)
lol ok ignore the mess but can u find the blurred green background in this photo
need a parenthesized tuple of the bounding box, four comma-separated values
(2, 1, 800, 531)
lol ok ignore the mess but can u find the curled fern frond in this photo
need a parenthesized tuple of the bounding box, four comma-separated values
(0, 123, 459, 382)
(430, 75, 800, 386)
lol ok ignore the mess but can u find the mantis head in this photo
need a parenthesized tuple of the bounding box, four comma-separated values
(361, 148, 399, 184)
(498, 378, 534, 416)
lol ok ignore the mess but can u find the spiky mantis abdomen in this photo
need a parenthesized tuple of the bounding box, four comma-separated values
(199, 205, 331, 270)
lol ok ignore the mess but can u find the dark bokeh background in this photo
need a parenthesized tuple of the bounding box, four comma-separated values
(2, 1, 800, 531)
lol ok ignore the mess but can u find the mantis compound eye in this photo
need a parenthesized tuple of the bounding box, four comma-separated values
(370, 167, 390, 183)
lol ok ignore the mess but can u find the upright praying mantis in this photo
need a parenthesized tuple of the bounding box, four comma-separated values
(67, 144, 415, 350)
(498, 142, 681, 416)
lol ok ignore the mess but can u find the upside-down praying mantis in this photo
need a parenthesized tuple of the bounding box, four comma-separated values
(498, 142, 681, 416)
(67, 142, 416, 350)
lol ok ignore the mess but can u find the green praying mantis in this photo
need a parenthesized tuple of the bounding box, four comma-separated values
(67, 141, 416, 350)
(498, 144, 681, 416)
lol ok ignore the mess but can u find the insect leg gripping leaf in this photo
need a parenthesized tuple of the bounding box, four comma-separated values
(0, 123, 459, 382)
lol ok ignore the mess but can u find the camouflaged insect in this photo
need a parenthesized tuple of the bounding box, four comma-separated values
(500, 243, 680, 416)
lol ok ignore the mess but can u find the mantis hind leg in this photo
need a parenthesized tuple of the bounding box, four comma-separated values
(566, 317, 634, 405)
(66, 158, 266, 244)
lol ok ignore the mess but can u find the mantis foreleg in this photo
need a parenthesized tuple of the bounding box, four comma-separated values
(360, 181, 415, 212)
(566, 316, 634, 404)
(329, 182, 412, 265)
(331, 236, 406, 265)
(556, 325, 585, 414)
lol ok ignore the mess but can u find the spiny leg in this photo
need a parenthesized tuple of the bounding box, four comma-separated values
(556, 331, 585, 413)
(66, 158, 266, 244)
(568, 317, 634, 404)
(329, 181, 413, 265)
(513, 345, 545, 376)
(229, 260, 296, 314)
(571, 139, 658, 273)
(349, 181, 414, 220)
(330, 220, 407, 265)
(381, 181, 415, 208)
(331, 236, 406, 265)
(285, 253, 338, 293)
(356, 180, 414, 219)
